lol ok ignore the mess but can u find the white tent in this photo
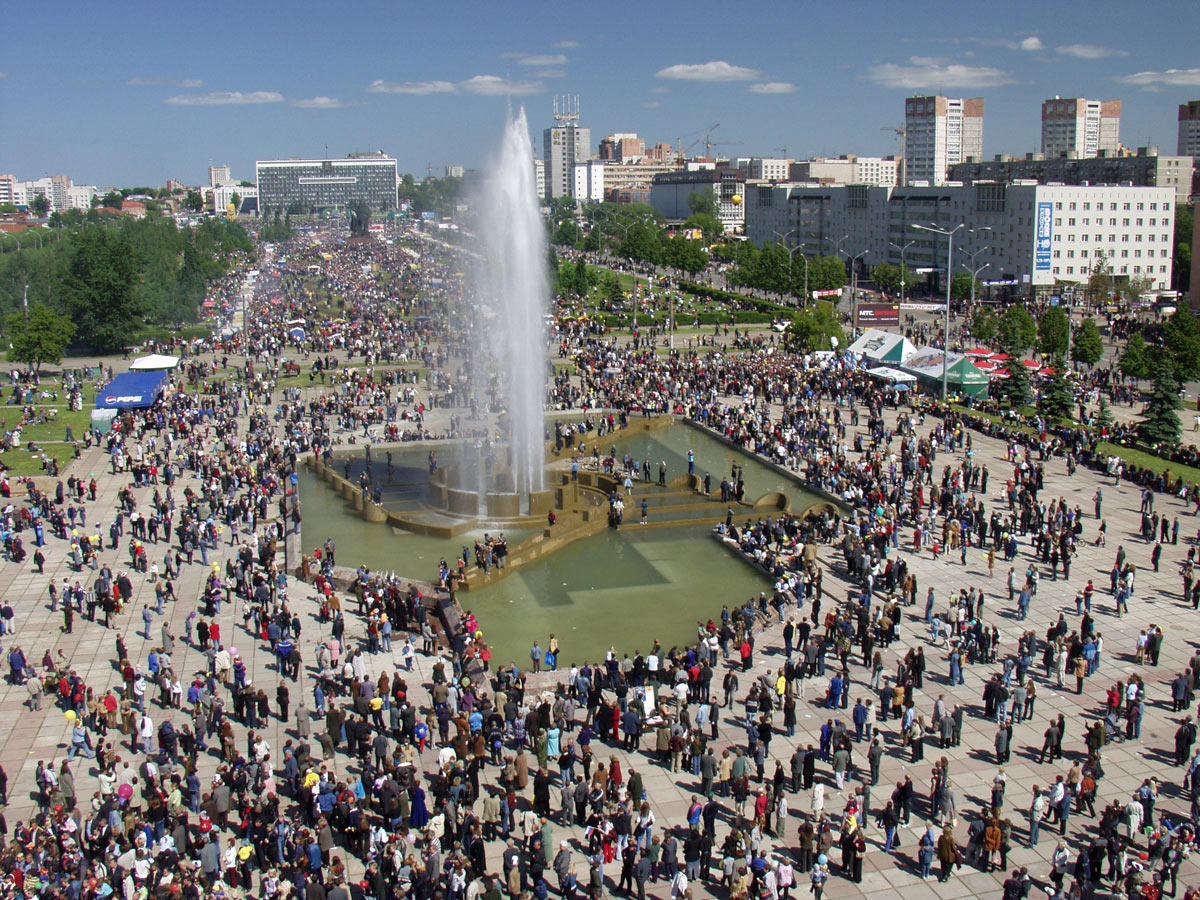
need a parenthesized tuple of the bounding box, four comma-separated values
(129, 354, 180, 371)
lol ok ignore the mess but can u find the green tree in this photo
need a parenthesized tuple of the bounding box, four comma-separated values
(950, 271, 974, 301)
(617, 221, 662, 265)
(183, 190, 204, 212)
(1119, 331, 1150, 380)
(996, 305, 1037, 354)
(61, 225, 143, 352)
(1163, 306, 1200, 383)
(995, 356, 1032, 407)
(1071, 317, 1104, 367)
(686, 191, 718, 219)
(1138, 356, 1182, 447)
(600, 273, 625, 306)
(1088, 256, 1113, 302)
(29, 194, 50, 217)
(1036, 355, 1073, 423)
(662, 235, 708, 274)
(682, 212, 722, 242)
(1037, 306, 1070, 358)
(572, 257, 590, 297)
(229, 192, 241, 213)
(1174, 204, 1192, 295)
(785, 301, 845, 353)
(5, 304, 75, 371)
(871, 262, 910, 295)
(807, 255, 847, 294)
(970, 307, 997, 344)
(1095, 395, 1115, 432)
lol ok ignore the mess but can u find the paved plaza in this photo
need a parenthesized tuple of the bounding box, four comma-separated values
(2, 339, 1200, 900)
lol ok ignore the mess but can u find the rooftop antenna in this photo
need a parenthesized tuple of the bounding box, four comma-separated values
(553, 95, 580, 124)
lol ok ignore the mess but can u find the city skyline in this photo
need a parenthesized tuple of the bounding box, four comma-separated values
(2, 0, 1199, 187)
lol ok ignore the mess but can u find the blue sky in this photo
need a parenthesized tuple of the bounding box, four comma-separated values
(2, 0, 1199, 188)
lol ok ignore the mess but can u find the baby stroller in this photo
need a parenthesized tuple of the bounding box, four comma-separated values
(1105, 710, 1125, 743)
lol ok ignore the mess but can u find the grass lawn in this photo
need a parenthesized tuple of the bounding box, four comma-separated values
(949, 404, 1200, 485)
(1096, 441, 1200, 485)
(0, 449, 61, 476)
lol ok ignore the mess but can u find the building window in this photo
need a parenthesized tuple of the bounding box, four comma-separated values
(1053, 250, 1061, 258)
(1136, 203, 1143, 210)
(1067, 267, 1074, 274)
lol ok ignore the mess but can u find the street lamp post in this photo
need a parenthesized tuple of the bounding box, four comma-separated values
(833, 236, 870, 335)
(772, 228, 806, 305)
(960, 227, 992, 313)
(913, 222, 966, 399)
(889, 239, 916, 305)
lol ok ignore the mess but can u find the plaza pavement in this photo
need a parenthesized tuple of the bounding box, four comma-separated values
(1, 348, 1199, 899)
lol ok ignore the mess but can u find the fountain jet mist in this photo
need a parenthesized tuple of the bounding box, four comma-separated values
(470, 107, 548, 505)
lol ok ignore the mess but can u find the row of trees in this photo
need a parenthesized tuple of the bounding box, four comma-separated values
(0, 210, 252, 357)
(720, 241, 847, 297)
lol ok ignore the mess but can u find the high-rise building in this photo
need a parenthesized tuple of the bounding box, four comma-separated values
(256, 152, 397, 213)
(571, 161, 606, 203)
(208, 165, 232, 187)
(0, 175, 21, 208)
(598, 134, 644, 162)
(1041, 97, 1121, 159)
(532, 159, 545, 201)
(904, 96, 984, 185)
(542, 97, 590, 199)
(1180, 101, 1200, 160)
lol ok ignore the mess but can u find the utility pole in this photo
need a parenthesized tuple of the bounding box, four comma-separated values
(22, 283, 28, 323)
(889, 240, 916, 306)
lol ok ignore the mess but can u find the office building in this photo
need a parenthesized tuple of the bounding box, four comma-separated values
(733, 158, 791, 182)
(788, 155, 899, 187)
(650, 167, 746, 232)
(66, 185, 96, 210)
(744, 180, 1175, 292)
(211, 183, 258, 214)
(599, 160, 684, 195)
(444, 165, 464, 179)
(598, 133, 644, 162)
(949, 147, 1193, 204)
(1041, 98, 1121, 159)
(208, 165, 232, 187)
(571, 161, 606, 203)
(543, 99, 591, 200)
(255, 152, 397, 213)
(1180, 101, 1200, 160)
(904, 95, 984, 185)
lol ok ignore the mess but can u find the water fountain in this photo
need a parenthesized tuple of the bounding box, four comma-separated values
(462, 107, 549, 517)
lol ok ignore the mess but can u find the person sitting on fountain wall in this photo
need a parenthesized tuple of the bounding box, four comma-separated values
(548, 510, 557, 527)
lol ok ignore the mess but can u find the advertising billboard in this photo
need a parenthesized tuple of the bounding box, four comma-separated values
(856, 302, 900, 327)
(1035, 201, 1053, 271)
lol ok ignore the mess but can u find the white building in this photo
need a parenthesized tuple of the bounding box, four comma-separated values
(737, 158, 791, 182)
(788, 155, 899, 187)
(0, 175, 24, 208)
(744, 180, 1175, 291)
(208, 164, 232, 187)
(1180, 101, 1200, 160)
(66, 185, 96, 210)
(571, 161, 605, 203)
(543, 122, 590, 199)
(444, 165, 464, 179)
(1041, 97, 1121, 159)
(904, 96, 984, 185)
(533, 159, 546, 200)
(22, 175, 73, 213)
(211, 183, 257, 214)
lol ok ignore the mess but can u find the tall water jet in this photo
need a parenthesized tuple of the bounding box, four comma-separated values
(469, 108, 548, 507)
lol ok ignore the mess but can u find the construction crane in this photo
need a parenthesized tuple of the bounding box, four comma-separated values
(701, 124, 722, 156)
(707, 140, 743, 156)
(774, 146, 788, 157)
(881, 126, 906, 185)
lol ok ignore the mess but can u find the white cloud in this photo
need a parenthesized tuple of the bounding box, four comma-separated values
(126, 77, 203, 88)
(502, 53, 567, 66)
(459, 74, 542, 95)
(969, 36, 1043, 52)
(655, 61, 759, 82)
(1114, 67, 1200, 87)
(748, 82, 797, 94)
(165, 90, 283, 106)
(292, 96, 343, 109)
(552, 41, 581, 49)
(367, 79, 457, 94)
(644, 101, 662, 109)
(534, 69, 566, 79)
(863, 60, 1015, 89)
(908, 56, 948, 66)
(1057, 44, 1128, 59)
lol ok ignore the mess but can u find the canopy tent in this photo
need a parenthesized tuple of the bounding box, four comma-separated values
(867, 366, 916, 388)
(128, 354, 180, 371)
(899, 349, 990, 399)
(95, 370, 169, 410)
(847, 328, 917, 365)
